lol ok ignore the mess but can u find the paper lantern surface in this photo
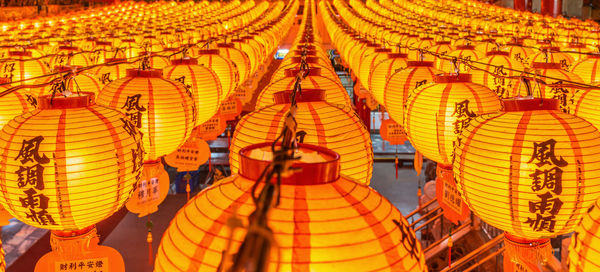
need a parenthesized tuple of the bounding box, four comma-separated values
(0, 92, 143, 230)
(156, 142, 426, 271)
(454, 98, 600, 239)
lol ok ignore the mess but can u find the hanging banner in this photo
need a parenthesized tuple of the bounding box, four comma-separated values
(380, 118, 408, 145)
(126, 161, 170, 217)
(193, 115, 227, 141)
(164, 137, 210, 172)
(436, 166, 470, 224)
(35, 227, 125, 272)
(219, 97, 243, 121)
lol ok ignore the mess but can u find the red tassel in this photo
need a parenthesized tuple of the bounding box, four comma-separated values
(185, 172, 191, 202)
(209, 157, 212, 173)
(147, 231, 153, 265)
(448, 236, 453, 268)
(395, 155, 399, 179)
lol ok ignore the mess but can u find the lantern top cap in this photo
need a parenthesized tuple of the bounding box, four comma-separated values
(502, 97, 559, 112)
(52, 225, 95, 238)
(273, 89, 326, 104)
(126, 68, 163, 78)
(0, 77, 10, 84)
(434, 73, 472, 83)
(531, 62, 562, 69)
(171, 58, 198, 65)
(8, 51, 32, 57)
(407, 61, 434, 67)
(388, 53, 408, 58)
(239, 142, 340, 185)
(39, 92, 95, 109)
(284, 67, 321, 77)
(486, 51, 510, 57)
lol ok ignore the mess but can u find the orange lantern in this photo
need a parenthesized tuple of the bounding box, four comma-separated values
(453, 98, 600, 265)
(49, 46, 91, 67)
(438, 45, 484, 73)
(404, 73, 502, 166)
(470, 51, 525, 98)
(196, 49, 239, 98)
(0, 78, 36, 129)
(515, 62, 583, 113)
(368, 53, 408, 98)
(502, 41, 534, 65)
(570, 54, 600, 84)
(135, 53, 170, 70)
(231, 89, 373, 184)
(32, 67, 104, 97)
(217, 43, 251, 83)
(255, 67, 351, 109)
(97, 69, 196, 161)
(529, 47, 574, 71)
(163, 58, 223, 125)
(125, 160, 170, 217)
(0, 92, 143, 230)
(358, 48, 391, 88)
(568, 198, 600, 272)
(93, 58, 135, 84)
(155, 142, 426, 271)
(383, 61, 441, 124)
(0, 51, 50, 84)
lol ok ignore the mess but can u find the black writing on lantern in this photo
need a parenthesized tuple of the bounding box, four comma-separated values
(57, 259, 105, 271)
(452, 99, 476, 135)
(121, 94, 146, 128)
(559, 59, 570, 70)
(549, 81, 571, 113)
(100, 72, 112, 85)
(25, 94, 37, 108)
(2, 62, 15, 82)
(14, 136, 56, 226)
(120, 118, 144, 184)
(393, 219, 421, 260)
(175, 76, 197, 123)
(524, 139, 567, 233)
(492, 66, 508, 98)
(415, 79, 427, 89)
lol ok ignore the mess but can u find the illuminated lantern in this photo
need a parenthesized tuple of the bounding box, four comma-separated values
(358, 48, 391, 88)
(422, 41, 453, 63)
(50, 46, 91, 67)
(473, 38, 499, 54)
(0, 78, 36, 129)
(565, 43, 592, 62)
(155, 142, 425, 271)
(407, 37, 435, 61)
(120, 38, 142, 58)
(368, 53, 408, 98)
(35, 226, 125, 272)
(97, 69, 196, 161)
(513, 62, 583, 113)
(218, 43, 251, 83)
(92, 41, 126, 64)
(135, 53, 170, 70)
(438, 45, 484, 72)
(231, 89, 373, 184)
(93, 58, 135, 83)
(196, 49, 239, 98)
(163, 58, 223, 125)
(383, 61, 441, 124)
(0, 92, 143, 230)
(0, 51, 50, 84)
(453, 98, 600, 265)
(273, 56, 337, 80)
(570, 54, 600, 84)
(255, 68, 351, 109)
(529, 48, 575, 71)
(404, 73, 502, 166)
(470, 51, 525, 98)
(32, 67, 104, 97)
(568, 198, 600, 272)
(502, 42, 534, 65)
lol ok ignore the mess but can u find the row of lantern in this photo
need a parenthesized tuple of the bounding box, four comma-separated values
(326, 0, 600, 270)
(0, 1, 295, 271)
(153, 0, 429, 271)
